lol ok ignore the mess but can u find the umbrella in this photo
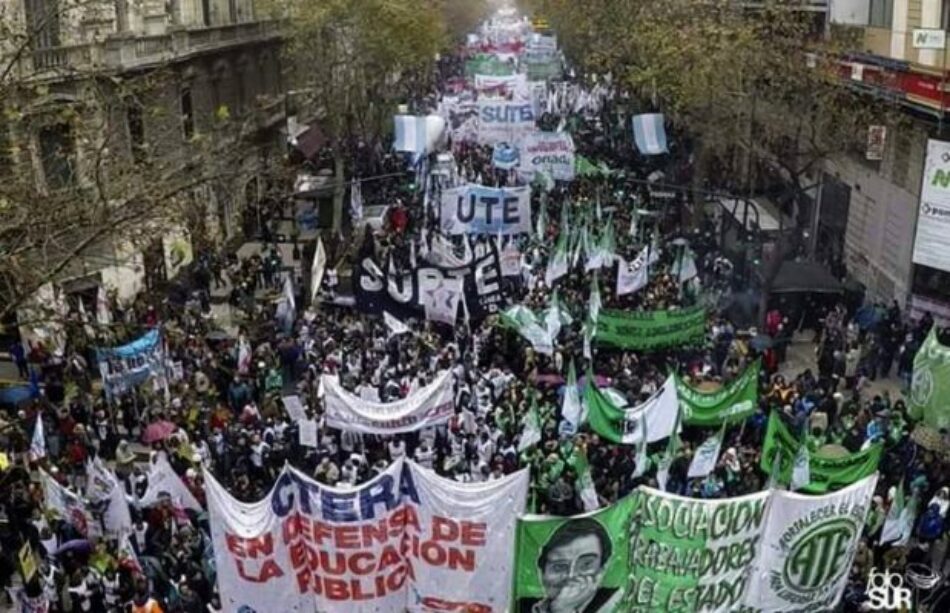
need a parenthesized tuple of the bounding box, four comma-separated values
(205, 329, 233, 341)
(142, 420, 178, 444)
(750, 334, 774, 351)
(55, 539, 91, 555)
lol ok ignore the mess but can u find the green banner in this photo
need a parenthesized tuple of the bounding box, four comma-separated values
(464, 55, 513, 77)
(626, 488, 769, 612)
(594, 306, 706, 351)
(514, 496, 636, 612)
(525, 60, 562, 81)
(910, 326, 950, 430)
(761, 412, 882, 494)
(676, 360, 760, 427)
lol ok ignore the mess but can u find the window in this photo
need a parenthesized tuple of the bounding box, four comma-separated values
(126, 98, 145, 163)
(869, 0, 894, 28)
(38, 123, 75, 190)
(24, 0, 61, 49)
(180, 86, 195, 139)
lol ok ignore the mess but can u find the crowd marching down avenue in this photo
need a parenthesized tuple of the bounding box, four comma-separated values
(4, 3, 950, 613)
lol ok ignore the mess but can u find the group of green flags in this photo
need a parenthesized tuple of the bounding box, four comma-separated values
(516, 357, 882, 499)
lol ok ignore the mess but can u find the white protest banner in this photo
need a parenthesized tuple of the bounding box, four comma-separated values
(687, 429, 722, 478)
(299, 419, 318, 448)
(323, 370, 455, 434)
(519, 131, 576, 182)
(394, 115, 446, 154)
(440, 184, 532, 236)
(41, 469, 97, 538)
(411, 465, 529, 612)
(500, 240, 522, 277)
(477, 100, 536, 145)
(746, 473, 878, 611)
(474, 73, 527, 97)
(628, 488, 770, 611)
(138, 455, 203, 512)
(282, 395, 307, 422)
(205, 460, 528, 613)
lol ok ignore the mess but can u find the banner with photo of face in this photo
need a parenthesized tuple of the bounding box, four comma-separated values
(513, 497, 636, 613)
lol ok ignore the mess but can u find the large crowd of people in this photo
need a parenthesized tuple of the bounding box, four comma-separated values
(2, 16, 950, 613)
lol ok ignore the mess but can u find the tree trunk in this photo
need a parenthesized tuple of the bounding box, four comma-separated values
(332, 146, 345, 234)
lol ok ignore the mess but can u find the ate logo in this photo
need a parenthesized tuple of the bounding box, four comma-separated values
(783, 518, 856, 594)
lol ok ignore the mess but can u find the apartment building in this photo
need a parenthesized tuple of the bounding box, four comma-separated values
(821, 0, 950, 321)
(0, 0, 284, 341)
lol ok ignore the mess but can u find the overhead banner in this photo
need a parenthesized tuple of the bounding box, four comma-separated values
(910, 326, 950, 430)
(465, 54, 514, 77)
(477, 100, 537, 145)
(627, 488, 770, 611)
(761, 412, 882, 494)
(206, 460, 529, 613)
(513, 496, 637, 612)
(585, 375, 679, 445)
(519, 131, 576, 182)
(746, 474, 878, 612)
(912, 139, 950, 273)
(96, 329, 167, 400)
(676, 361, 760, 427)
(595, 306, 706, 351)
(355, 242, 503, 322)
(440, 184, 532, 235)
(475, 73, 527, 97)
(323, 371, 455, 434)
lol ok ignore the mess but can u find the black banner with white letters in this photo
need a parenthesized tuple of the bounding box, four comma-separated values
(355, 240, 503, 322)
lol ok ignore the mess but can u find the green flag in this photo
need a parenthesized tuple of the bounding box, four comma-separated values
(676, 360, 760, 427)
(514, 496, 635, 611)
(595, 306, 707, 350)
(909, 326, 950, 430)
(761, 412, 882, 493)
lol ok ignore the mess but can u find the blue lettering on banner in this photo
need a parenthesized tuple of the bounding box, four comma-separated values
(271, 466, 420, 519)
(480, 104, 535, 124)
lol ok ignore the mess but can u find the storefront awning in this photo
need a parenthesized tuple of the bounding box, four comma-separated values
(771, 261, 844, 294)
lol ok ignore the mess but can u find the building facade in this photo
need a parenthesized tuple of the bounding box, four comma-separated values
(0, 0, 285, 343)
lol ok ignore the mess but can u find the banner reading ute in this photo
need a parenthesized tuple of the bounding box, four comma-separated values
(206, 460, 528, 613)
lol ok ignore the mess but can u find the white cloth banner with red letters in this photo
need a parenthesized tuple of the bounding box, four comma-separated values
(205, 460, 528, 613)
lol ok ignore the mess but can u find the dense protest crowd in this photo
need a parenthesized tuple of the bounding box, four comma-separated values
(2, 9, 950, 613)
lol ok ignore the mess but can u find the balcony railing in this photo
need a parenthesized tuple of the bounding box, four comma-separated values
(22, 20, 281, 77)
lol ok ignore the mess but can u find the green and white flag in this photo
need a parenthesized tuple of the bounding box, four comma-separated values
(518, 396, 543, 452)
(910, 326, 950, 430)
(632, 414, 649, 478)
(677, 360, 760, 426)
(561, 360, 583, 432)
(687, 424, 723, 479)
(585, 374, 679, 445)
(675, 245, 698, 282)
(879, 483, 915, 546)
(588, 272, 602, 325)
(569, 447, 600, 512)
(544, 229, 570, 286)
(761, 411, 882, 493)
(535, 195, 548, 241)
(791, 443, 811, 491)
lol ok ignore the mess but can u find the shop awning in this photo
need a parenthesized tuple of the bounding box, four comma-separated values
(771, 261, 844, 294)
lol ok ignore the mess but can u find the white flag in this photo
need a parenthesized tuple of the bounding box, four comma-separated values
(30, 414, 46, 461)
(137, 456, 202, 512)
(687, 430, 722, 478)
(95, 285, 112, 325)
(40, 469, 96, 537)
(791, 444, 811, 491)
(350, 180, 363, 222)
(86, 458, 132, 534)
(616, 246, 650, 296)
(588, 273, 602, 325)
(423, 278, 463, 326)
(518, 401, 543, 452)
(632, 414, 649, 478)
(384, 311, 411, 337)
(545, 231, 570, 286)
(310, 237, 327, 304)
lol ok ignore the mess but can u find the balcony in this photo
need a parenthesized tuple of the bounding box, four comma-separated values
(23, 20, 281, 78)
